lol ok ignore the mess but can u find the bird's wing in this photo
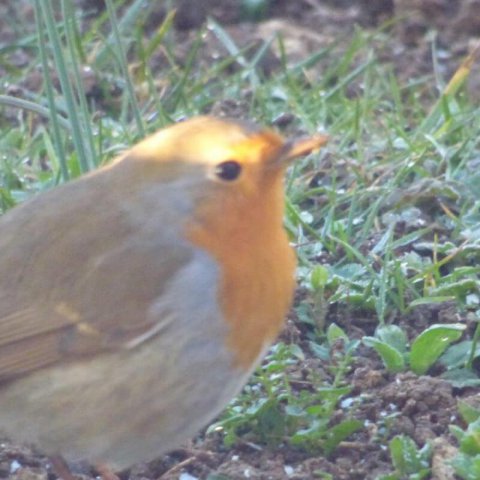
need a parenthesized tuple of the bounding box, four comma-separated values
(0, 307, 76, 379)
(0, 169, 194, 382)
(0, 241, 193, 382)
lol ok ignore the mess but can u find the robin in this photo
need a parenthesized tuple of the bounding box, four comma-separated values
(0, 116, 327, 471)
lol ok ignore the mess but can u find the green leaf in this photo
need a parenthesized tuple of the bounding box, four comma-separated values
(458, 400, 480, 424)
(375, 325, 408, 354)
(410, 324, 465, 375)
(450, 424, 466, 443)
(442, 368, 480, 388)
(409, 296, 456, 307)
(428, 279, 480, 300)
(363, 337, 406, 372)
(308, 341, 330, 361)
(389, 435, 432, 475)
(311, 265, 329, 290)
(439, 340, 479, 370)
(327, 323, 349, 345)
(451, 453, 480, 480)
(459, 418, 480, 456)
(330, 262, 367, 281)
(256, 399, 286, 444)
(323, 419, 363, 456)
(316, 386, 353, 404)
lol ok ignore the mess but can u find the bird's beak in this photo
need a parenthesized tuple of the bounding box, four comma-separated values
(233, 129, 329, 169)
(279, 134, 329, 165)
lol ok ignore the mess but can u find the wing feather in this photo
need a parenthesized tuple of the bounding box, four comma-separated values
(0, 331, 65, 380)
(0, 161, 193, 382)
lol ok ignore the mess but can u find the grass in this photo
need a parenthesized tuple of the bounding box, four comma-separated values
(1, 0, 480, 477)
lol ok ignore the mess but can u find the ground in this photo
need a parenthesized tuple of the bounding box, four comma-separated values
(0, 0, 479, 479)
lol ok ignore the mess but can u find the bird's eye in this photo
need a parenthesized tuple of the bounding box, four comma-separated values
(214, 160, 242, 182)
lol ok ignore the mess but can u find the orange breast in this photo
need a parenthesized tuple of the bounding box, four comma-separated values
(186, 175, 296, 370)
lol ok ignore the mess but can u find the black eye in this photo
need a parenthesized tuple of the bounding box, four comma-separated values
(215, 160, 242, 181)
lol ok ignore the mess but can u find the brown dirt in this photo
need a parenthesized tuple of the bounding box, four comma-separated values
(1, 1, 479, 479)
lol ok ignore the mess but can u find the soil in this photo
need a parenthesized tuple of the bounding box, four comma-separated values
(1, 1, 479, 479)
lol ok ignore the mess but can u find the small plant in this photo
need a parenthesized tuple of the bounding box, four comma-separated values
(363, 323, 465, 375)
(450, 402, 480, 479)
(439, 316, 480, 387)
(208, 325, 362, 456)
(378, 435, 432, 480)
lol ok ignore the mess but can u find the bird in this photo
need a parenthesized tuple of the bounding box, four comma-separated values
(0, 116, 328, 472)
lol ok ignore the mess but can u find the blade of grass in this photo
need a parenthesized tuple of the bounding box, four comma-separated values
(33, 1, 69, 180)
(94, 0, 146, 65)
(104, 0, 145, 136)
(0, 95, 71, 132)
(418, 43, 480, 135)
(164, 28, 204, 112)
(62, 0, 98, 166)
(144, 9, 176, 62)
(38, 0, 92, 173)
(208, 18, 260, 87)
